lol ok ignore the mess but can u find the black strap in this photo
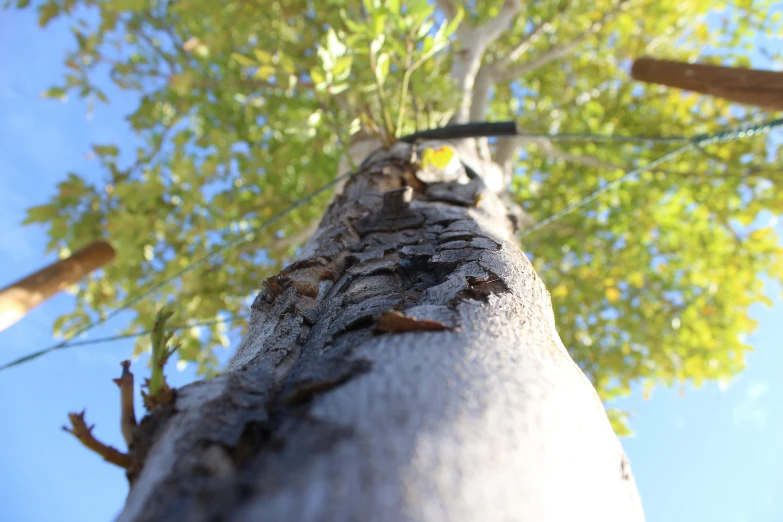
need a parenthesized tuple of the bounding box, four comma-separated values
(399, 121, 518, 142)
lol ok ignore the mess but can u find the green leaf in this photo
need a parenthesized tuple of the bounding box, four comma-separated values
(333, 56, 353, 80)
(386, 0, 400, 15)
(38, 2, 60, 26)
(317, 45, 333, 71)
(310, 68, 326, 87)
(230, 53, 256, 68)
(253, 49, 273, 65)
(438, 6, 464, 41)
(325, 28, 346, 58)
(254, 65, 276, 80)
(341, 14, 366, 35)
(111, 0, 150, 11)
(371, 14, 387, 37)
(416, 20, 435, 39)
(329, 83, 349, 95)
(42, 86, 67, 100)
(22, 203, 60, 225)
(94, 89, 109, 103)
(375, 53, 390, 85)
(406, 0, 435, 23)
(92, 144, 119, 157)
(370, 35, 384, 56)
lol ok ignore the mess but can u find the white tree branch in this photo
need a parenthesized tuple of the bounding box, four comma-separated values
(439, 0, 522, 123)
(494, 137, 523, 177)
(469, 63, 497, 162)
(497, 21, 550, 68)
(496, 0, 574, 69)
(468, 63, 496, 123)
(498, 37, 585, 82)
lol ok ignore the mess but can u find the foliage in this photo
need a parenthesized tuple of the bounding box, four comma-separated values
(10, 0, 783, 433)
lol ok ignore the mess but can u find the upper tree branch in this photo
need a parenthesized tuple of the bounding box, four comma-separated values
(438, 0, 522, 123)
(469, 9, 567, 130)
(495, 0, 574, 69)
(497, 21, 550, 68)
(498, 40, 581, 82)
(497, 1, 627, 83)
(468, 63, 496, 124)
(494, 136, 524, 176)
(472, 2, 574, 124)
(435, 0, 459, 20)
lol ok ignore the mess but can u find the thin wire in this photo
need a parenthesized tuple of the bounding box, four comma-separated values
(518, 143, 695, 238)
(5, 116, 783, 371)
(0, 171, 353, 372)
(520, 116, 783, 145)
(691, 116, 783, 146)
(63, 315, 247, 348)
(516, 132, 691, 144)
(519, 116, 783, 239)
(0, 316, 249, 370)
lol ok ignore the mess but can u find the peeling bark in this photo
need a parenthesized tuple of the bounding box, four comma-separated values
(117, 142, 644, 522)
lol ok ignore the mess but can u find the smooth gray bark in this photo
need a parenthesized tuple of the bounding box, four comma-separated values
(117, 142, 644, 522)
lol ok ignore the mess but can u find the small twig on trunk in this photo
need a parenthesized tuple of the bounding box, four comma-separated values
(63, 410, 131, 469)
(142, 307, 178, 410)
(113, 360, 137, 447)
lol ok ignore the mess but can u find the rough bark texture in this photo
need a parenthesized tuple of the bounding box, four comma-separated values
(117, 142, 644, 522)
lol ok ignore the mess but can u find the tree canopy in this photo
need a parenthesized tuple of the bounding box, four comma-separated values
(10, 0, 783, 433)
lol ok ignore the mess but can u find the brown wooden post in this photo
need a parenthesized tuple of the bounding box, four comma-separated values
(0, 240, 116, 332)
(631, 57, 783, 111)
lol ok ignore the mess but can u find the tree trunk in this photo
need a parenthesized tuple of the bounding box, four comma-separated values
(118, 141, 644, 522)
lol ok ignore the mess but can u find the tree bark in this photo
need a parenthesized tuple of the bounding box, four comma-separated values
(117, 142, 644, 522)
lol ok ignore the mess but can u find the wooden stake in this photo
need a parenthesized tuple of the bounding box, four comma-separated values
(0, 240, 116, 332)
(631, 57, 783, 112)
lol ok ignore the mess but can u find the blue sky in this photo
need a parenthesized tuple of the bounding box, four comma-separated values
(1, 7, 781, 522)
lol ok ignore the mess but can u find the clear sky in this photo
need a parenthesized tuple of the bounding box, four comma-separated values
(0, 7, 781, 522)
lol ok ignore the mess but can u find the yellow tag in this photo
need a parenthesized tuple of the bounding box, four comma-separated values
(420, 145, 455, 170)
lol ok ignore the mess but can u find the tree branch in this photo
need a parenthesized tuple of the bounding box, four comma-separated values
(136, 27, 178, 76)
(439, 0, 522, 123)
(63, 410, 131, 469)
(498, 41, 580, 82)
(434, 0, 459, 20)
(468, 63, 496, 123)
(497, 20, 550, 69)
(473, 4, 574, 127)
(494, 137, 524, 175)
(497, 1, 627, 83)
(113, 360, 137, 447)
